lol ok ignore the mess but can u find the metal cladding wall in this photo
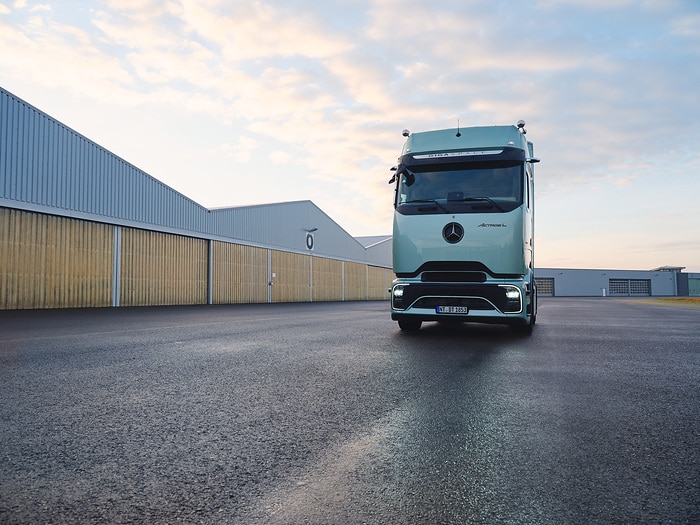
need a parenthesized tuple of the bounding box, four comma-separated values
(535, 268, 678, 297)
(690, 276, 700, 296)
(209, 202, 370, 265)
(0, 88, 210, 234)
(359, 236, 392, 268)
(0, 208, 113, 309)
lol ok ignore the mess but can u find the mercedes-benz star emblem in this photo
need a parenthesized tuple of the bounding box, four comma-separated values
(443, 222, 464, 244)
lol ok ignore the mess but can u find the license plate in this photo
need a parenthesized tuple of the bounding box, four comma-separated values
(436, 306, 469, 314)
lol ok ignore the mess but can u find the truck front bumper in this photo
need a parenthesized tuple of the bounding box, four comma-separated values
(390, 280, 532, 325)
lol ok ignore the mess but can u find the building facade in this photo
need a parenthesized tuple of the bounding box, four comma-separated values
(535, 267, 699, 297)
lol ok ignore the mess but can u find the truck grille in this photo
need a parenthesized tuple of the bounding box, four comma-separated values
(396, 261, 522, 280)
(414, 296, 495, 310)
(421, 271, 487, 283)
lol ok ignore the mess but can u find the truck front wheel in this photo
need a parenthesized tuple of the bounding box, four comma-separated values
(398, 319, 422, 331)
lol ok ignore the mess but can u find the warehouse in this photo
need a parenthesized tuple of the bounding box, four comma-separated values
(535, 267, 699, 298)
(0, 87, 393, 310)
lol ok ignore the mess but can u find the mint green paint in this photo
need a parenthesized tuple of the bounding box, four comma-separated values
(402, 125, 528, 157)
(391, 124, 538, 331)
(393, 210, 527, 276)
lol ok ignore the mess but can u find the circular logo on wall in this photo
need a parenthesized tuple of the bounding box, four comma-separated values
(443, 222, 464, 244)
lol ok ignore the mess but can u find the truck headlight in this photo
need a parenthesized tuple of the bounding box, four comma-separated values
(501, 286, 522, 313)
(392, 285, 406, 310)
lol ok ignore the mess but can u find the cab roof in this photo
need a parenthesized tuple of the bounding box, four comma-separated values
(402, 125, 529, 157)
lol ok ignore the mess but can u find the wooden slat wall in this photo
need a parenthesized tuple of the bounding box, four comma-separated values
(367, 266, 391, 300)
(1, 208, 390, 310)
(120, 228, 207, 306)
(312, 256, 342, 302)
(0, 208, 113, 309)
(343, 261, 367, 301)
(212, 242, 268, 304)
(271, 250, 310, 303)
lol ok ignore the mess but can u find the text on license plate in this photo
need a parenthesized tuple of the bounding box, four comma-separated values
(436, 306, 469, 314)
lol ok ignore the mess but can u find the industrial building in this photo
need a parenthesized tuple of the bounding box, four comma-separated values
(0, 87, 393, 310)
(1, 86, 697, 310)
(535, 267, 699, 298)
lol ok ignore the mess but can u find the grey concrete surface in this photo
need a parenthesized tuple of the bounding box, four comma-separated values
(0, 298, 698, 524)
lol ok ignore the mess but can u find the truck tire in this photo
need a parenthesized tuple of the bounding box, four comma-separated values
(398, 319, 422, 331)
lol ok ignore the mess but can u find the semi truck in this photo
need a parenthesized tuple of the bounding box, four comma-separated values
(389, 121, 539, 333)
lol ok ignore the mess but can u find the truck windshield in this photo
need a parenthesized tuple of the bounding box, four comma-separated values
(395, 161, 523, 213)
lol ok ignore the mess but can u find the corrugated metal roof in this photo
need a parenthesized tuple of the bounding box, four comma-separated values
(356, 235, 392, 248)
(209, 201, 369, 261)
(0, 86, 210, 233)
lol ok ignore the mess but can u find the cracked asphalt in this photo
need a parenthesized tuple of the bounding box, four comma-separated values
(1, 298, 698, 524)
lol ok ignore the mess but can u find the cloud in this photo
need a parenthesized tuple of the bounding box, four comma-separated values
(0, 18, 136, 106)
(269, 150, 293, 164)
(29, 3, 51, 12)
(221, 136, 259, 163)
(671, 12, 700, 38)
(534, 0, 634, 9)
(177, 0, 353, 61)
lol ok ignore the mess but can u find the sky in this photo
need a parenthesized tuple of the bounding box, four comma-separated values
(1, 0, 699, 272)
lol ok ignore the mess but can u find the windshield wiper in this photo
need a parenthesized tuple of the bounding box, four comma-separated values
(403, 199, 450, 213)
(453, 196, 507, 212)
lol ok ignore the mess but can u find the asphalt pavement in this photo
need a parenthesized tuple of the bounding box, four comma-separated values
(0, 298, 698, 524)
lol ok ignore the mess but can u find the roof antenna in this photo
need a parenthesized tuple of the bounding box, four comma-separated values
(456, 119, 461, 137)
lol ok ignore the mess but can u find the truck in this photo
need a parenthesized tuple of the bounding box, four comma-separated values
(389, 121, 539, 333)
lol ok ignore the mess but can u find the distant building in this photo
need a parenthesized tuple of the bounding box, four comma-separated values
(534, 267, 698, 297)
